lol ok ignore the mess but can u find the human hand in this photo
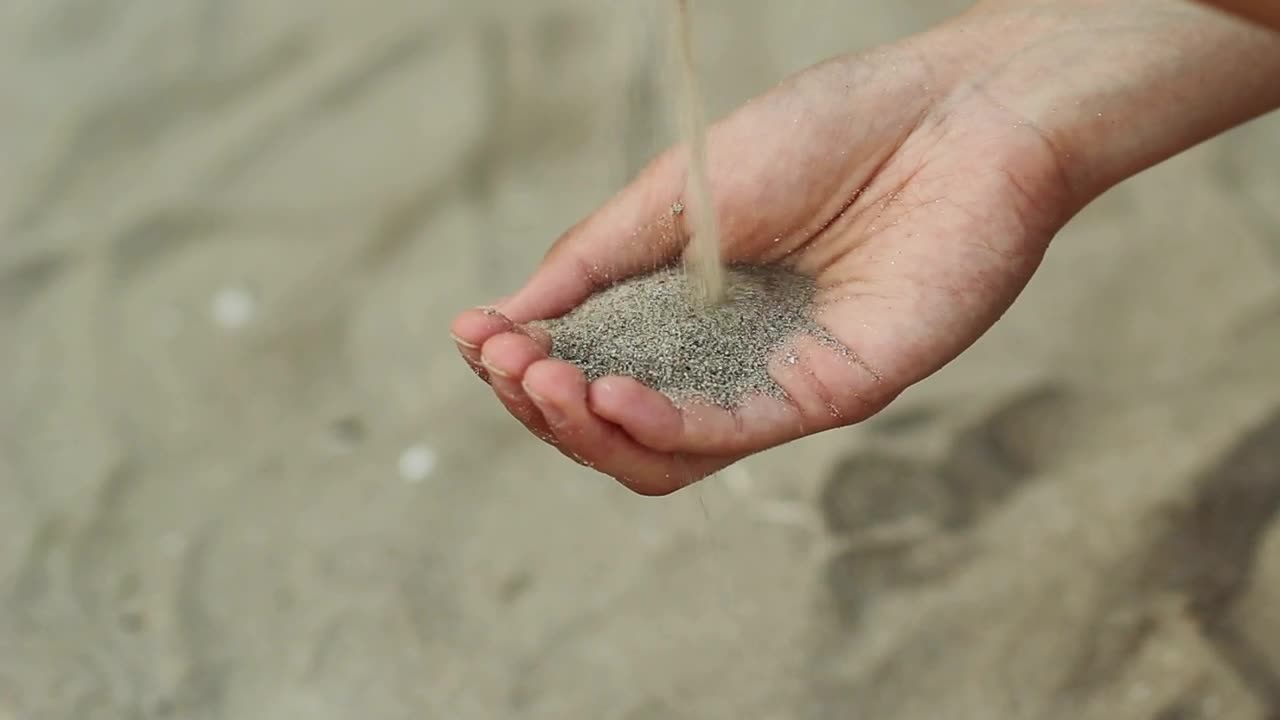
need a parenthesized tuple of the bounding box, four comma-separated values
(451, 22, 1074, 494)
(451, 1, 1280, 495)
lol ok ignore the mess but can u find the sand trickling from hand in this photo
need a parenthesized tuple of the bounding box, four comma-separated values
(535, 264, 844, 408)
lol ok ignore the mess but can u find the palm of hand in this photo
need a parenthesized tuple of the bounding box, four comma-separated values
(452, 49, 1072, 495)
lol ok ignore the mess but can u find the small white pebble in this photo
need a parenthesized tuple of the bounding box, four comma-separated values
(212, 286, 255, 330)
(398, 444, 438, 483)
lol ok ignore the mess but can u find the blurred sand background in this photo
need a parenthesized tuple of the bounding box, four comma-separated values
(2, 1, 1280, 718)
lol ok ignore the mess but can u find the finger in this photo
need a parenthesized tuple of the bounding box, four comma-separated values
(587, 376, 804, 456)
(499, 154, 689, 324)
(521, 358, 729, 495)
(768, 334, 894, 425)
(589, 331, 895, 455)
(480, 330, 556, 444)
(452, 307, 517, 381)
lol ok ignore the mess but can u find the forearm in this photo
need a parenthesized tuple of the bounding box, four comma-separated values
(941, 0, 1280, 204)
(1194, 0, 1280, 32)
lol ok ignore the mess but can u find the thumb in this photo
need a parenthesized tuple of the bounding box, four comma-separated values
(499, 152, 693, 323)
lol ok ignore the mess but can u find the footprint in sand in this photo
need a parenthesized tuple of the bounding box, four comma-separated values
(819, 452, 951, 537)
(1136, 408, 1280, 708)
(1050, 406, 1280, 715)
(937, 382, 1079, 528)
(818, 382, 1080, 624)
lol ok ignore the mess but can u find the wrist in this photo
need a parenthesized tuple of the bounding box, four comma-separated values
(929, 0, 1280, 205)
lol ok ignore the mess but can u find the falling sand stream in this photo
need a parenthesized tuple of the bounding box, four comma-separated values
(536, 1, 849, 409)
(667, 0, 726, 306)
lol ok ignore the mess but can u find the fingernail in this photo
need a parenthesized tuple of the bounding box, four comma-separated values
(481, 357, 513, 380)
(451, 332, 479, 350)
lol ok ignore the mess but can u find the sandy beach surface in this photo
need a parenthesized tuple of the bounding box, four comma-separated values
(3, 1, 1280, 718)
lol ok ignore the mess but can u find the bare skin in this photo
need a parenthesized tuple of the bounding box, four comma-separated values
(1195, 0, 1280, 30)
(451, 0, 1280, 495)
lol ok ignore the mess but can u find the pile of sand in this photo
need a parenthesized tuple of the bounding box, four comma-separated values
(536, 264, 842, 407)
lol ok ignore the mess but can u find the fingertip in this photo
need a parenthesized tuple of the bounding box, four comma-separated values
(452, 307, 513, 351)
(478, 333, 558, 444)
(480, 331, 547, 380)
(522, 358, 588, 415)
(589, 377, 685, 452)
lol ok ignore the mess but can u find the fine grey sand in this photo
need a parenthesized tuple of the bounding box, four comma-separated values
(4, 2, 1280, 719)
(536, 264, 842, 408)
